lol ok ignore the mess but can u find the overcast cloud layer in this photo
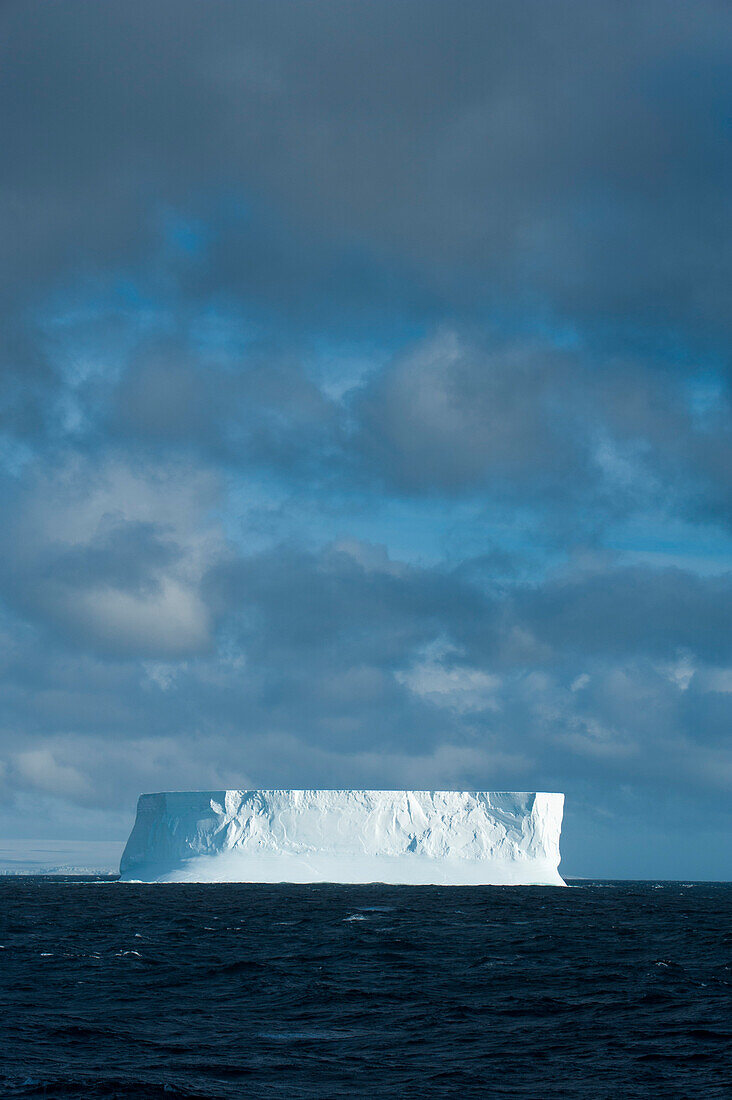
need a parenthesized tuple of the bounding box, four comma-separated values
(1, 1, 730, 876)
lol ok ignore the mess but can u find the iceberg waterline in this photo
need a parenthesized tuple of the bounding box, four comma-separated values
(119, 789, 565, 885)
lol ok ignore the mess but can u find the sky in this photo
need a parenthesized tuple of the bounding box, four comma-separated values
(1, 0, 731, 878)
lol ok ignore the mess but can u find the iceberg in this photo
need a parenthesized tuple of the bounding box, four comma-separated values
(119, 789, 565, 885)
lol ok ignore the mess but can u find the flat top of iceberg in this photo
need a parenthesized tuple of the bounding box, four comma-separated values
(139, 788, 562, 795)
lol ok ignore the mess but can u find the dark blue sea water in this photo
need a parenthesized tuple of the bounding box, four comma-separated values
(1, 879, 730, 1099)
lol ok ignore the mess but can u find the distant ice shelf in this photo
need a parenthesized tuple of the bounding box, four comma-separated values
(0, 840, 122, 876)
(119, 789, 565, 885)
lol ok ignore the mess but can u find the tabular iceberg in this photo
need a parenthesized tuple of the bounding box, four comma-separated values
(119, 789, 565, 885)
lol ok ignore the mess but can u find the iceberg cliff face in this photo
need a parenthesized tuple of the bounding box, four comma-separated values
(119, 789, 565, 885)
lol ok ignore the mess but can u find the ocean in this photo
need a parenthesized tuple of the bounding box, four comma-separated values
(1, 878, 730, 1099)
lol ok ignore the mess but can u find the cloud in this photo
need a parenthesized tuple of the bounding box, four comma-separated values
(396, 639, 501, 714)
(111, 341, 339, 472)
(354, 332, 586, 493)
(2, 2, 729, 344)
(13, 748, 91, 801)
(1, 3, 730, 530)
(0, 454, 225, 657)
(511, 563, 732, 663)
(352, 330, 732, 526)
(3, 539, 730, 792)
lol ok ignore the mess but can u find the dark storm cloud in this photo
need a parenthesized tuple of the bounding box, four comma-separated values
(352, 332, 732, 526)
(206, 540, 493, 673)
(1, 0, 730, 519)
(510, 564, 732, 664)
(353, 334, 586, 494)
(12, 320, 731, 532)
(0, 454, 222, 657)
(207, 543, 732, 678)
(0, 515, 181, 649)
(111, 341, 340, 471)
(1, 0, 729, 337)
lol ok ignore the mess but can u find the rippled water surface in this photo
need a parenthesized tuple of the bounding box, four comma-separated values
(1, 878, 730, 1098)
